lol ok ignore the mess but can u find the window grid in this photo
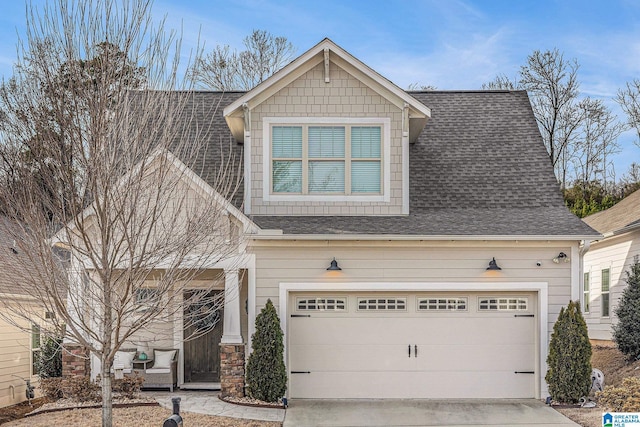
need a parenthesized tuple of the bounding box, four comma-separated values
(271, 124, 382, 195)
(602, 269, 610, 317)
(297, 297, 347, 311)
(357, 298, 406, 311)
(478, 297, 528, 311)
(417, 297, 468, 311)
(583, 272, 590, 313)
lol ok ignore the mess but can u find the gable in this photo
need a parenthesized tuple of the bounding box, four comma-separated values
(224, 38, 430, 144)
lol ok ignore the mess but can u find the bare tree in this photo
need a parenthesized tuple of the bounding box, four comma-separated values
(190, 29, 295, 90)
(616, 79, 640, 148)
(519, 49, 582, 186)
(571, 98, 623, 193)
(481, 74, 518, 90)
(0, 1, 243, 426)
(406, 82, 438, 91)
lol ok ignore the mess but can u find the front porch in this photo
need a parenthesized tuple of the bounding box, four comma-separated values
(68, 263, 254, 399)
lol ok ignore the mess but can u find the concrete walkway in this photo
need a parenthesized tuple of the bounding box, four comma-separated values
(147, 390, 285, 423)
(283, 399, 580, 427)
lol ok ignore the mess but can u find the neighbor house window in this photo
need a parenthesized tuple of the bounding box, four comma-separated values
(583, 272, 590, 313)
(269, 121, 384, 196)
(31, 324, 40, 376)
(602, 269, 610, 317)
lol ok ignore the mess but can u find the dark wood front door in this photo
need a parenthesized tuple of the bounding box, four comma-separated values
(183, 290, 224, 383)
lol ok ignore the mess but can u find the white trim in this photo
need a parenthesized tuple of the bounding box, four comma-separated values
(262, 117, 391, 203)
(247, 254, 257, 352)
(244, 133, 252, 215)
(571, 245, 580, 301)
(278, 281, 549, 399)
(402, 126, 409, 215)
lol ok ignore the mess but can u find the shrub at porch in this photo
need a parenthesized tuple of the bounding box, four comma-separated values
(39, 374, 143, 401)
(613, 257, 640, 359)
(545, 300, 592, 403)
(246, 299, 287, 402)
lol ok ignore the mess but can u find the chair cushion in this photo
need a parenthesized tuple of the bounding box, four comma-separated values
(114, 351, 136, 370)
(153, 350, 176, 369)
(145, 368, 171, 374)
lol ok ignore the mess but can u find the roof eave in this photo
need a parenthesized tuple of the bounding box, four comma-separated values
(248, 232, 601, 241)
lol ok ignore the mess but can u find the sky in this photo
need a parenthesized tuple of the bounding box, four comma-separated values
(0, 0, 639, 179)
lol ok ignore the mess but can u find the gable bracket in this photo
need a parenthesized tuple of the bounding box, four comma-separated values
(402, 103, 409, 138)
(243, 103, 251, 138)
(324, 48, 330, 83)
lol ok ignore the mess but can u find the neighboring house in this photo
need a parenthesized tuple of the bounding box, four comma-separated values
(582, 189, 640, 342)
(70, 38, 599, 400)
(0, 220, 44, 408)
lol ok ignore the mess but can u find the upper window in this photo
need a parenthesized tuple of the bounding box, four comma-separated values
(264, 118, 390, 202)
(602, 269, 610, 318)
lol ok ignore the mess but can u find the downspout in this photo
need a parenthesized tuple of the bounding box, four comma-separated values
(577, 240, 593, 306)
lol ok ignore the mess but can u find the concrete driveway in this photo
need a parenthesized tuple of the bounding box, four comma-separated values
(283, 399, 580, 427)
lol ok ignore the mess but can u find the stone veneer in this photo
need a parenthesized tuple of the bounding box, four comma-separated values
(219, 343, 246, 398)
(62, 343, 90, 377)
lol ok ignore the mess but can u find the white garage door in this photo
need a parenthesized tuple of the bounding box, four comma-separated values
(288, 292, 536, 399)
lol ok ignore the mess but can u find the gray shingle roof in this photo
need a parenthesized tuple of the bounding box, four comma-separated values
(188, 90, 597, 237)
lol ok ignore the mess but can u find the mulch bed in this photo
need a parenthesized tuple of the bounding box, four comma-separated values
(0, 398, 50, 425)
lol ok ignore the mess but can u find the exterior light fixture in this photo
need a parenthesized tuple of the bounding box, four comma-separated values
(327, 258, 342, 271)
(486, 257, 502, 271)
(553, 252, 569, 263)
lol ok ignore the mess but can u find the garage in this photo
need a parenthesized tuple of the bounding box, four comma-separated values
(288, 292, 537, 399)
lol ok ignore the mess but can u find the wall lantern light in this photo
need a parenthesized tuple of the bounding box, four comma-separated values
(327, 258, 342, 271)
(486, 257, 502, 271)
(553, 252, 570, 263)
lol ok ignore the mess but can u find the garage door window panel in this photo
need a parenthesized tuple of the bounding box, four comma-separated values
(357, 297, 406, 311)
(296, 297, 347, 312)
(417, 297, 467, 311)
(478, 297, 529, 311)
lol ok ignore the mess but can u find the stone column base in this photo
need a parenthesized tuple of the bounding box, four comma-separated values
(62, 344, 90, 378)
(220, 343, 245, 398)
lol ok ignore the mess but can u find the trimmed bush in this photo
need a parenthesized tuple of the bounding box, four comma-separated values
(112, 374, 144, 399)
(613, 257, 640, 359)
(245, 299, 287, 402)
(545, 300, 592, 403)
(598, 377, 640, 411)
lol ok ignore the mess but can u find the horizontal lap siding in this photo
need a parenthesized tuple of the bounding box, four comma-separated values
(252, 241, 576, 339)
(583, 230, 640, 340)
(0, 314, 34, 408)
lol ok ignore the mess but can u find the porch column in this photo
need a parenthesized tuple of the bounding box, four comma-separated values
(221, 269, 242, 343)
(220, 268, 245, 398)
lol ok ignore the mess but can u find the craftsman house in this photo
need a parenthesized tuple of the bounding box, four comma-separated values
(69, 38, 598, 400)
(582, 189, 640, 342)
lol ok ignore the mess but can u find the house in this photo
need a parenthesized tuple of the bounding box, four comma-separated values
(65, 38, 599, 400)
(582, 189, 640, 342)
(0, 220, 46, 408)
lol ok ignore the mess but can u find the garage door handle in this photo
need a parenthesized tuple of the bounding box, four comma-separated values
(291, 371, 311, 374)
(514, 371, 535, 374)
(514, 314, 534, 317)
(408, 345, 411, 357)
(415, 345, 418, 357)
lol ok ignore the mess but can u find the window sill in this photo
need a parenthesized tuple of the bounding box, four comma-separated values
(265, 193, 389, 203)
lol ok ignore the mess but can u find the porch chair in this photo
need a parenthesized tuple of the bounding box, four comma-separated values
(138, 348, 179, 392)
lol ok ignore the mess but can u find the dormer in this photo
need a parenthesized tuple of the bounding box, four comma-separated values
(223, 38, 430, 216)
